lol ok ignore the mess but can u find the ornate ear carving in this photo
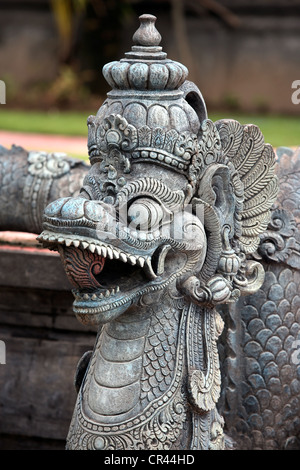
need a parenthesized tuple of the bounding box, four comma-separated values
(183, 117, 279, 306)
(215, 119, 279, 255)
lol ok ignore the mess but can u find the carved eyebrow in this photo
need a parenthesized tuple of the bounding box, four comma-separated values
(116, 177, 185, 210)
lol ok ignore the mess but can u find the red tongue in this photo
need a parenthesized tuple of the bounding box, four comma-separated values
(58, 245, 105, 289)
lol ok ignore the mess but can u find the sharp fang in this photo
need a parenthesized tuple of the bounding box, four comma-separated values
(144, 258, 157, 280)
(138, 257, 145, 268)
(82, 241, 89, 249)
(111, 288, 115, 295)
(105, 290, 110, 297)
(106, 247, 113, 259)
(66, 239, 73, 247)
(98, 293, 103, 299)
(89, 243, 96, 253)
(91, 294, 98, 300)
(96, 246, 102, 255)
(73, 240, 80, 248)
(113, 249, 120, 259)
(129, 255, 137, 265)
(102, 247, 107, 257)
(156, 244, 172, 275)
(83, 293, 90, 300)
(120, 253, 127, 263)
(116, 286, 120, 293)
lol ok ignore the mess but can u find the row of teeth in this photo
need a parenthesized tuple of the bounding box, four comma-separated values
(39, 231, 147, 268)
(75, 287, 120, 301)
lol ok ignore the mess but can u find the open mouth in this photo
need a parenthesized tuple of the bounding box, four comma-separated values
(38, 230, 173, 316)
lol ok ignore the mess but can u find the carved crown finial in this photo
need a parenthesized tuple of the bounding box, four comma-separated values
(132, 14, 161, 47)
(102, 13, 188, 92)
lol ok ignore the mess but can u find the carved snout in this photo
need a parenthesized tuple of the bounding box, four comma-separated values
(43, 196, 116, 238)
(44, 196, 107, 222)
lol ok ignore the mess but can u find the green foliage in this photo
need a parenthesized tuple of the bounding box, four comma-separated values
(0, 109, 91, 136)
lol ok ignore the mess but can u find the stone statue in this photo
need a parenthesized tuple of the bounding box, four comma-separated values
(36, 14, 278, 450)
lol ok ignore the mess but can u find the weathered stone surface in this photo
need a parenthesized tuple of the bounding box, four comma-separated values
(37, 14, 278, 450)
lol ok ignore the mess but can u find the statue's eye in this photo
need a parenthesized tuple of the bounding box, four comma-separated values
(127, 198, 164, 232)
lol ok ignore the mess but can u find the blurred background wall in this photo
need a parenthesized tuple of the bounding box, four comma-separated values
(0, 0, 299, 114)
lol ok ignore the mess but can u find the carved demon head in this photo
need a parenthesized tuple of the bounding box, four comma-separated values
(38, 15, 278, 327)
